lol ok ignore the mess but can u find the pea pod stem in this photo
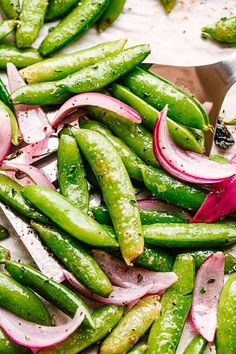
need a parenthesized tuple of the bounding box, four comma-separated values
(0, 99, 19, 146)
(0, 245, 10, 263)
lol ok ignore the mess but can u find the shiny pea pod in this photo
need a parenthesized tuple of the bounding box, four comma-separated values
(37, 305, 124, 354)
(0, 328, 31, 354)
(73, 128, 143, 265)
(202, 16, 236, 44)
(141, 165, 206, 210)
(190, 249, 236, 274)
(23, 185, 118, 248)
(0, 20, 18, 40)
(161, 0, 176, 13)
(20, 39, 127, 84)
(0, 0, 19, 19)
(0, 99, 19, 146)
(45, 0, 78, 21)
(80, 119, 144, 181)
(101, 295, 161, 354)
(111, 83, 204, 153)
(0, 245, 10, 263)
(183, 336, 207, 354)
(216, 274, 236, 354)
(0, 174, 47, 223)
(39, 0, 109, 56)
(31, 222, 113, 297)
(58, 44, 150, 93)
(122, 67, 210, 131)
(87, 106, 158, 167)
(0, 45, 43, 69)
(97, 0, 126, 32)
(0, 271, 52, 325)
(5, 260, 94, 328)
(147, 254, 195, 354)
(58, 134, 89, 213)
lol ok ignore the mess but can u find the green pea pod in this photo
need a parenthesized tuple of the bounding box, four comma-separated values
(58, 44, 151, 93)
(5, 260, 94, 328)
(0, 245, 10, 263)
(37, 305, 124, 354)
(111, 83, 204, 153)
(141, 165, 206, 210)
(183, 336, 207, 354)
(97, 0, 126, 32)
(87, 106, 158, 167)
(143, 223, 236, 248)
(58, 134, 89, 213)
(73, 128, 143, 265)
(202, 16, 236, 44)
(39, 0, 109, 56)
(31, 221, 113, 297)
(23, 185, 118, 248)
(0, 328, 31, 354)
(20, 39, 127, 84)
(122, 67, 210, 131)
(0, 271, 52, 325)
(0, 224, 9, 240)
(0, 0, 19, 19)
(0, 174, 47, 223)
(0, 20, 18, 40)
(0, 78, 13, 110)
(0, 44, 43, 69)
(45, 0, 78, 21)
(216, 274, 236, 354)
(147, 253, 195, 354)
(128, 337, 148, 354)
(101, 295, 161, 354)
(80, 119, 144, 181)
(0, 99, 19, 146)
(190, 249, 236, 274)
(161, 0, 176, 13)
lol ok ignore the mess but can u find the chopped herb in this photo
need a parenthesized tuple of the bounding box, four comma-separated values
(200, 287, 207, 294)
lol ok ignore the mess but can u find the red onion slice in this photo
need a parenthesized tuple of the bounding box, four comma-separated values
(7, 63, 53, 144)
(0, 111, 11, 164)
(51, 92, 142, 128)
(0, 307, 84, 349)
(153, 106, 236, 184)
(189, 252, 225, 342)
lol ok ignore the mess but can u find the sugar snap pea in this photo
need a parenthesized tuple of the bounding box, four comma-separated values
(161, 0, 176, 13)
(0, 20, 18, 40)
(0, 78, 13, 110)
(39, 0, 109, 56)
(31, 221, 113, 297)
(0, 271, 52, 325)
(5, 260, 94, 328)
(101, 295, 161, 354)
(190, 249, 236, 274)
(111, 83, 205, 153)
(0, 0, 19, 19)
(122, 67, 210, 131)
(23, 185, 118, 248)
(45, 0, 78, 21)
(0, 245, 10, 263)
(147, 253, 194, 354)
(58, 133, 89, 213)
(0, 99, 19, 146)
(183, 336, 207, 354)
(0, 224, 9, 240)
(0, 328, 31, 354)
(128, 337, 148, 354)
(20, 39, 127, 84)
(202, 16, 236, 44)
(37, 305, 124, 354)
(73, 128, 143, 265)
(97, 0, 126, 32)
(0, 44, 42, 68)
(58, 44, 150, 93)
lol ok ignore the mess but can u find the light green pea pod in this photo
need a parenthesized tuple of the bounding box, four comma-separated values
(161, 0, 176, 13)
(0, 20, 18, 40)
(0, 99, 19, 146)
(202, 16, 236, 44)
(0, 0, 20, 19)
(183, 336, 207, 354)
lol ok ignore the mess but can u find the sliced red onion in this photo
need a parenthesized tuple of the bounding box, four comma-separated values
(51, 92, 142, 128)
(153, 106, 236, 184)
(64, 270, 152, 305)
(7, 63, 53, 144)
(91, 250, 178, 294)
(189, 252, 225, 342)
(0, 111, 11, 164)
(1, 162, 55, 189)
(137, 198, 191, 219)
(0, 307, 84, 349)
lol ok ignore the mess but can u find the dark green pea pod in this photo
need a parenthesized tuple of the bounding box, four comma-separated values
(87, 106, 158, 167)
(73, 128, 143, 266)
(0, 245, 10, 263)
(122, 67, 210, 131)
(0, 224, 9, 240)
(111, 83, 205, 153)
(97, 0, 126, 32)
(101, 295, 161, 354)
(80, 119, 144, 181)
(0, 174, 47, 223)
(0, 0, 19, 19)
(183, 336, 207, 354)
(147, 253, 195, 354)
(46, 0, 78, 21)
(141, 165, 206, 210)
(143, 223, 236, 248)
(0, 45, 43, 69)
(58, 134, 89, 213)
(0, 271, 52, 325)
(58, 44, 150, 93)
(5, 260, 94, 328)
(161, 0, 176, 13)
(37, 305, 124, 354)
(0, 20, 18, 40)
(202, 16, 236, 44)
(39, 0, 109, 56)
(31, 222, 113, 297)
(0, 99, 19, 146)
(20, 39, 127, 84)
(0, 78, 13, 110)
(23, 185, 118, 248)
(0, 328, 31, 354)
(216, 273, 236, 354)
(190, 249, 236, 274)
